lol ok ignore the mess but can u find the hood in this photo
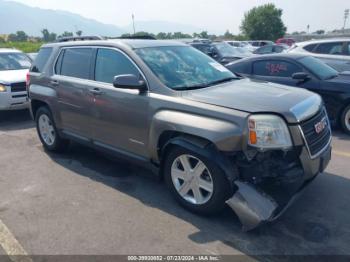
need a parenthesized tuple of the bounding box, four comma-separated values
(326, 72, 350, 84)
(0, 69, 28, 85)
(183, 78, 322, 123)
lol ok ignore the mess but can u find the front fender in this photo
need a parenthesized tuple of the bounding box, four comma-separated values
(149, 110, 243, 161)
(161, 136, 239, 186)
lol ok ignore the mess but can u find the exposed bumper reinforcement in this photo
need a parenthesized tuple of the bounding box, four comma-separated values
(226, 178, 316, 231)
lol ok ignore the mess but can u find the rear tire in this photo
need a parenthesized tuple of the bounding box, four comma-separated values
(340, 105, 350, 135)
(35, 106, 69, 152)
(164, 146, 232, 215)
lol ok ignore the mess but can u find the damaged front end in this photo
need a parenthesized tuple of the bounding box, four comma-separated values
(225, 146, 330, 231)
(226, 149, 307, 231)
(224, 109, 332, 231)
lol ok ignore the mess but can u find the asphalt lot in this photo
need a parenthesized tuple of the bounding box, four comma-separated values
(0, 110, 350, 259)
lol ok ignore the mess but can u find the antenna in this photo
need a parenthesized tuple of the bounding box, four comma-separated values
(132, 14, 136, 35)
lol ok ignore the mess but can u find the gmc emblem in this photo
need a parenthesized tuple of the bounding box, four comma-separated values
(314, 117, 328, 134)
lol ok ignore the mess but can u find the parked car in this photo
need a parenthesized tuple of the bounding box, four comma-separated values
(191, 42, 250, 65)
(226, 41, 255, 52)
(0, 48, 32, 110)
(250, 40, 274, 48)
(289, 38, 350, 72)
(28, 40, 331, 230)
(276, 38, 296, 47)
(27, 52, 38, 60)
(226, 53, 350, 134)
(253, 44, 288, 55)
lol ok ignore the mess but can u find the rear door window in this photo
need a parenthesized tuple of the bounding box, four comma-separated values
(94, 48, 140, 84)
(253, 60, 302, 77)
(314, 42, 344, 55)
(60, 48, 93, 79)
(30, 47, 53, 73)
(303, 44, 317, 52)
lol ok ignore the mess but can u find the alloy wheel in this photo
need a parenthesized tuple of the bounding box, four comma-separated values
(38, 114, 56, 146)
(171, 154, 214, 205)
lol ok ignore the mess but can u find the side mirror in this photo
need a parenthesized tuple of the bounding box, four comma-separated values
(113, 74, 147, 92)
(292, 72, 309, 81)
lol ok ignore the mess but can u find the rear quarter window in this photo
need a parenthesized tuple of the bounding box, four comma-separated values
(30, 47, 53, 73)
(228, 61, 250, 75)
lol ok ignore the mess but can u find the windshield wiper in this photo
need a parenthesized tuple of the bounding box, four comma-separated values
(206, 77, 239, 87)
(173, 77, 238, 91)
(173, 84, 209, 91)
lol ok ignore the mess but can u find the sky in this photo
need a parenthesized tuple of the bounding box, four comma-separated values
(9, 0, 350, 34)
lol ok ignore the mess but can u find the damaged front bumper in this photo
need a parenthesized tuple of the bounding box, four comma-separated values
(226, 145, 331, 231)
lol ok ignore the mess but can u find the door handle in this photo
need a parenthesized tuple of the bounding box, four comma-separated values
(89, 88, 103, 95)
(50, 80, 59, 86)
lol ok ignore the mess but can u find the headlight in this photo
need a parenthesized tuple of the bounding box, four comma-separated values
(0, 84, 7, 92)
(248, 114, 292, 150)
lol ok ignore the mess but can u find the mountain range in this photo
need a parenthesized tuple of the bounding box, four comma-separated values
(0, 0, 207, 37)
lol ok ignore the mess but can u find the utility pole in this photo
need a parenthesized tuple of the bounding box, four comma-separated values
(132, 14, 136, 35)
(344, 9, 349, 33)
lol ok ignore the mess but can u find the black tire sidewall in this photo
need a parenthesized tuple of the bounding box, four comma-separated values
(164, 146, 232, 215)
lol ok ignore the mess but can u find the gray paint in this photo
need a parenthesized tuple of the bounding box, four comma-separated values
(29, 39, 332, 230)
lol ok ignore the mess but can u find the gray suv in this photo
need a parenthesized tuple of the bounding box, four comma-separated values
(28, 39, 332, 231)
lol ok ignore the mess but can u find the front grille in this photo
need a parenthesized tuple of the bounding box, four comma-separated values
(300, 109, 331, 157)
(10, 82, 26, 92)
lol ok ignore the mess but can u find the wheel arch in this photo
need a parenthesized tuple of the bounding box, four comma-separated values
(31, 99, 50, 119)
(157, 131, 239, 186)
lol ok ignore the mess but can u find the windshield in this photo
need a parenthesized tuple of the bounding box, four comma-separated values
(213, 42, 242, 57)
(135, 46, 236, 90)
(298, 56, 338, 80)
(0, 53, 32, 71)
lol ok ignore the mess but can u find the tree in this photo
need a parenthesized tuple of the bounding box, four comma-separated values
(199, 31, 209, 39)
(7, 34, 18, 42)
(76, 30, 83, 36)
(156, 32, 168, 39)
(315, 29, 325, 35)
(16, 31, 28, 41)
(41, 29, 57, 42)
(172, 32, 191, 39)
(49, 32, 57, 42)
(240, 3, 287, 40)
(59, 31, 74, 38)
(224, 30, 234, 39)
(7, 31, 28, 42)
(41, 29, 50, 41)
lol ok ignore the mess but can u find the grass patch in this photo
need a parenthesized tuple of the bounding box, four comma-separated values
(0, 41, 45, 53)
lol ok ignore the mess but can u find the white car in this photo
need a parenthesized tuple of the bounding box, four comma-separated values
(226, 41, 255, 52)
(289, 38, 350, 72)
(0, 49, 32, 110)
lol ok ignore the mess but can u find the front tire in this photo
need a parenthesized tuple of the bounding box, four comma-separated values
(340, 105, 350, 135)
(36, 106, 69, 152)
(164, 146, 232, 215)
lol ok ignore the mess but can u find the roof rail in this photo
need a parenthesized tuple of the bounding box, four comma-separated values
(56, 35, 104, 42)
(118, 35, 156, 40)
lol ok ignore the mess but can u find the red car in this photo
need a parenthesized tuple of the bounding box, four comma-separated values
(276, 38, 295, 46)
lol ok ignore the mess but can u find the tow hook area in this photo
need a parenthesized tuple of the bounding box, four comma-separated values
(226, 181, 278, 231)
